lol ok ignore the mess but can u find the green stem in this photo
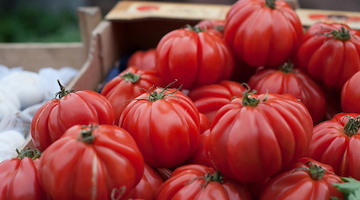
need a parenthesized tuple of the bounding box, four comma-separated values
(78, 124, 97, 144)
(55, 79, 73, 99)
(307, 162, 325, 180)
(121, 72, 140, 83)
(265, 0, 276, 9)
(344, 116, 360, 137)
(186, 24, 204, 33)
(147, 79, 180, 102)
(16, 148, 41, 160)
(279, 62, 294, 74)
(331, 27, 351, 41)
(241, 84, 260, 107)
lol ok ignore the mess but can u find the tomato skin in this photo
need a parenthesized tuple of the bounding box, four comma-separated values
(296, 22, 360, 89)
(119, 88, 200, 168)
(157, 164, 251, 200)
(31, 90, 115, 151)
(39, 124, 144, 200)
(126, 164, 163, 200)
(308, 113, 360, 179)
(248, 65, 326, 123)
(127, 49, 157, 72)
(187, 129, 211, 167)
(207, 93, 313, 182)
(260, 157, 343, 200)
(156, 27, 234, 89)
(101, 66, 162, 123)
(341, 71, 360, 113)
(188, 80, 246, 123)
(224, 0, 303, 67)
(0, 157, 45, 200)
(195, 19, 225, 37)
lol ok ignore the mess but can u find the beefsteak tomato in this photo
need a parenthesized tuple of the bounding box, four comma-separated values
(39, 124, 144, 200)
(127, 49, 157, 72)
(224, 0, 303, 67)
(207, 91, 313, 182)
(31, 81, 115, 151)
(341, 71, 360, 113)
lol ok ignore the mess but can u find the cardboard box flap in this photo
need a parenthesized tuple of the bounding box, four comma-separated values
(296, 9, 360, 29)
(105, 1, 230, 21)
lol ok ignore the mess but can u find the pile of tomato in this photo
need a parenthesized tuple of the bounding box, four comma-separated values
(2, 0, 360, 199)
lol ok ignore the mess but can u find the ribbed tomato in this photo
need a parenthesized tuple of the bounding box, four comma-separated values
(0, 149, 45, 200)
(156, 26, 234, 89)
(341, 71, 360, 113)
(119, 87, 200, 168)
(224, 0, 303, 67)
(260, 157, 343, 200)
(101, 66, 162, 123)
(248, 62, 326, 123)
(31, 81, 115, 151)
(127, 49, 157, 72)
(188, 80, 246, 123)
(308, 113, 360, 179)
(207, 92, 313, 182)
(39, 124, 144, 200)
(157, 164, 251, 200)
(296, 22, 360, 89)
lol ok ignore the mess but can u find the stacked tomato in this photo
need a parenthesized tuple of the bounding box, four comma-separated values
(2, 0, 360, 199)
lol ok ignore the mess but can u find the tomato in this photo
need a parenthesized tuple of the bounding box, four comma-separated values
(308, 113, 360, 179)
(248, 62, 326, 123)
(260, 157, 343, 200)
(188, 80, 246, 123)
(126, 164, 163, 200)
(101, 66, 162, 123)
(224, 0, 303, 67)
(296, 22, 360, 89)
(0, 149, 45, 200)
(187, 129, 211, 167)
(39, 124, 144, 200)
(119, 87, 200, 168)
(31, 81, 115, 151)
(199, 113, 210, 133)
(156, 25, 234, 89)
(127, 49, 157, 72)
(157, 164, 251, 200)
(207, 92, 313, 182)
(341, 71, 360, 113)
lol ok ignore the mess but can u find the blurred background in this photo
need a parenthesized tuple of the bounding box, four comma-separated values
(0, 0, 359, 43)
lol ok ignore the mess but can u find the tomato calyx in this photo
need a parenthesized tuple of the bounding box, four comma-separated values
(279, 62, 294, 74)
(241, 84, 263, 107)
(186, 24, 205, 33)
(78, 124, 98, 144)
(147, 79, 181, 102)
(111, 186, 127, 200)
(343, 116, 360, 137)
(16, 147, 41, 160)
(55, 79, 74, 99)
(121, 72, 141, 83)
(295, 161, 327, 180)
(265, 0, 276, 9)
(185, 171, 224, 188)
(331, 27, 351, 41)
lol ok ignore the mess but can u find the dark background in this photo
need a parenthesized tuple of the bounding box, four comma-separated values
(0, 0, 359, 43)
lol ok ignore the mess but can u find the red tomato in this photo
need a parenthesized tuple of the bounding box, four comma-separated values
(156, 26, 234, 89)
(224, 0, 303, 67)
(31, 81, 115, 151)
(248, 62, 326, 123)
(187, 129, 211, 167)
(126, 164, 164, 200)
(296, 22, 360, 89)
(207, 92, 313, 182)
(188, 80, 246, 123)
(119, 87, 200, 168)
(199, 113, 210, 133)
(101, 66, 162, 123)
(260, 157, 343, 200)
(157, 164, 251, 200)
(0, 149, 45, 200)
(341, 71, 360, 113)
(308, 113, 360, 179)
(127, 49, 157, 72)
(39, 124, 144, 200)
